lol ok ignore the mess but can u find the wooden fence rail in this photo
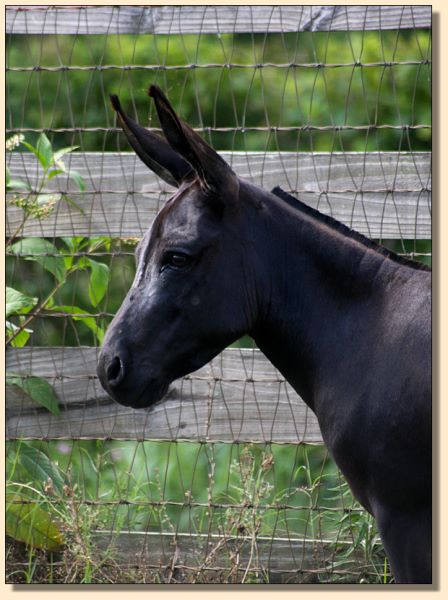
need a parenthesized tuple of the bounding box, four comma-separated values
(88, 530, 375, 583)
(6, 5, 431, 35)
(7, 151, 431, 239)
(6, 527, 375, 583)
(6, 347, 322, 443)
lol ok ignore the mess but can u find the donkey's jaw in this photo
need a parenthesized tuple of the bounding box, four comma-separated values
(109, 378, 170, 410)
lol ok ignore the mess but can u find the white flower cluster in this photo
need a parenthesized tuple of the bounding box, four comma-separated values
(6, 134, 25, 151)
(34, 194, 59, 218)
(10, 193, 60, 219)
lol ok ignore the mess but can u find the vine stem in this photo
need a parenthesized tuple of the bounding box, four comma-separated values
(5, 212, 32, 250)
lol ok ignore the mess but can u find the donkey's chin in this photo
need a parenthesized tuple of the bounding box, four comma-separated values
(111, 379, 170, 410)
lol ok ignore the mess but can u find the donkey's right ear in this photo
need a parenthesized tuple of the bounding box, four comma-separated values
(110, 95, 193, 188)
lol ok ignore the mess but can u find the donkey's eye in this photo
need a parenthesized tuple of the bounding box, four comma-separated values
(160, 252, 191, 272)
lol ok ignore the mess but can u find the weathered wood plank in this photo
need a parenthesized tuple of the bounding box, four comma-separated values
(6, 5, 431, 35)
(6, 347, 322, 443)
(6, 528, 376, 582)
(89, 530, 374, 583)
(6, 152, 431, 239)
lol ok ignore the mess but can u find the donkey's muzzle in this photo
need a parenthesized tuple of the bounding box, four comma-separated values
(105, 355, 125, 388)
(97, 347, 128, 400)
(97, 346, 169, 409)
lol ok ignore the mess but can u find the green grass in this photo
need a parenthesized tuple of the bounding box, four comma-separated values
(6, 440, 391, 583)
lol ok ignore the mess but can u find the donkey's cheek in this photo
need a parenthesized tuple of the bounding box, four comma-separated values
(190, 294, 201, 306)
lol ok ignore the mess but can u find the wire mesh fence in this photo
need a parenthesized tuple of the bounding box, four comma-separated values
(6, 5, 431, 584)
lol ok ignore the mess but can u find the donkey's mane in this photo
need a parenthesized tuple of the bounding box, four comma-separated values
(271, 186, 431, 272)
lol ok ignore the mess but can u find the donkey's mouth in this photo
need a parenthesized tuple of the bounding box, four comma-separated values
(109, 378, 170, 410)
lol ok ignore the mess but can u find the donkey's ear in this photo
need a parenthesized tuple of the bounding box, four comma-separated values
(110, 94, 193, 187)
(148, 85, 237, 194)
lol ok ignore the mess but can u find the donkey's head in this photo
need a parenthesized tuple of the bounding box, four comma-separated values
(97, 86, 261, 408)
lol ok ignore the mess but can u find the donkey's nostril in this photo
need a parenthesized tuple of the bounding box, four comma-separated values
(106, 356, 125, 386)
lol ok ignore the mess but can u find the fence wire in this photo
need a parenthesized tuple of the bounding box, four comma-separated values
(6, 4, 431, 584)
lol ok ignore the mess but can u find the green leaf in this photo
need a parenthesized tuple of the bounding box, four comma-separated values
(52, 146, 79, 163)
(6, 320, 32, 348)
(22, 135, 54, 170)
(21, 140, 40, 158)
(60, 238, 86, 267)
(7, 178, 31, 191)
(44, 296, 55, 309)
(87, 237, 111, 253)
(76, 256, 89, 269)
(67, 169, 86, 191)
(62, 256, 73, 270)
(7, 161, 32, 190)
(354, 522, 369, 549)
(87, 259, 110, 307)
(6, 287, 37, 318)
(6, 374, 60, 416)
(47, 169, 66, 181)
(50, 305, 104, 343)
(61, 236, 85, 253)
(6, 493, 65, 551)
(18, 445, 67, 496)
(10, 238, 67, 283)
(35, 133, 54, 169)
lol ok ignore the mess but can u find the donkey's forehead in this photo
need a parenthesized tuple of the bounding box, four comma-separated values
(161, 191, 202, 231)
(151, 183, 217, 244)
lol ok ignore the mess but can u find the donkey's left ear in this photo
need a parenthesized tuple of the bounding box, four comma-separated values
(110, 94, 193, 187)
(148, 85, 238, 198)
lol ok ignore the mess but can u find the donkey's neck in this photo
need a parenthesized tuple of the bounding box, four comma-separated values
(247, 184, 399, 409)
